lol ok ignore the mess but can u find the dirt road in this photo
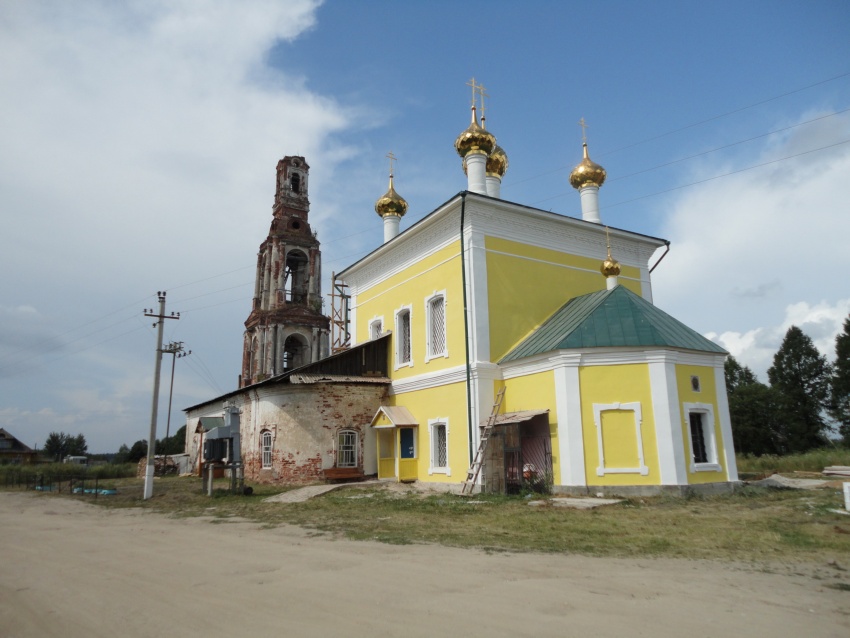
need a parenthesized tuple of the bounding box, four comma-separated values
(1, 491, 847, 637)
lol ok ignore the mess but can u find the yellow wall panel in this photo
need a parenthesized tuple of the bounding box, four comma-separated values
(675, 364, 727, 483)
(382, 381, 470, 483)
(354, 241, 464, 380)
(579, 364, 660, 486)
(484, 236, 642, 361)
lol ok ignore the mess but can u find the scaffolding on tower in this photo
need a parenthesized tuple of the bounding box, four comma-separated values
(329, 272, 351, 354)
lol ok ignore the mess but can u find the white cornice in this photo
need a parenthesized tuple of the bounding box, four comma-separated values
(501, 347, 725, 378)
(389, 365, 468, 395)
(464, 198, 663, 267)
(339, 193, 667, 293)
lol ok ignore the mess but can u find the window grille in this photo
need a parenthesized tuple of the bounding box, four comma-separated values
(433, 423, 447, 468)
(337, 430, 358, 468)
(370, 319, 383, 340)
(428, 296, 446, 357)
(261, 431, 272, 469)
(398, 310, 411, 364)
(689, 413, 708, 464)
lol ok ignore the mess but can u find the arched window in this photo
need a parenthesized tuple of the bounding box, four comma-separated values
(283, 334, 309, 370)
(370, 318, 383, 340)
(290, 172, 300, 194)
(284, 249, 309, 304)
(337, 429, 359, 468)
(261, 431, 272, 469)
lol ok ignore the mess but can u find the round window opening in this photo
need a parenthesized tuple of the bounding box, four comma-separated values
(291, 220, 301, 230)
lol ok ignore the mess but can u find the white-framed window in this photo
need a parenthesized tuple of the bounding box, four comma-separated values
(592, 402, 649, 476)
(261, 430, 272, 469)
(425, 291, 447, 361)
(428, 418, 450, 475)
(369, 318, 383, 340)
(337, 429, 359, 468)
(395, 306, 412, 368)
(683, 403, 721, 472)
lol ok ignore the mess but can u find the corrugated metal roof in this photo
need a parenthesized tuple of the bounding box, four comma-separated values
(289, 374, 391, 384)
(492, 409, 549, 426)
(501, 285, 726, 362)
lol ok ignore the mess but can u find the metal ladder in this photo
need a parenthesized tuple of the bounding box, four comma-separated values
(460, 387, 506, 496)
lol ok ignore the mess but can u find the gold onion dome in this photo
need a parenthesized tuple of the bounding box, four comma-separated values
(375, 175, 408, 218)
(454, 108, 496, 158)
(486, 144, 509, 177)
(569, 143, 607, 189)
(601, 246, 621, 278)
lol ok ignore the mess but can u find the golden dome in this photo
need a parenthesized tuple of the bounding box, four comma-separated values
(486, 144, 509, 177)
(600, 237, 620, 277)
(454, 107, 496, 158)
(375, 175, 408, 218)
(601, 255, 621, 278)
(569, 143, 607, 189)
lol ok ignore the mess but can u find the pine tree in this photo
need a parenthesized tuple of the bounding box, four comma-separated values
(829, 315, 850, 444)
(767, 325, 832, 452)
(725, 356, 781, 455)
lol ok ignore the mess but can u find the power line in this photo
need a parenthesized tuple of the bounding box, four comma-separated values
(532, 138, 850, 208)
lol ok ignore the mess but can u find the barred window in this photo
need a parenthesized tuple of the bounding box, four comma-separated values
(429, 419, 449, 474)
(684, 403, 721, 473)
(370, 319, 383, 340)
(337, 430, 358, 468)
(689, 412, 709, 464)
(261, 430, 272, 469)
(427, 295, 446, 358)
(397, 309, 411, 365)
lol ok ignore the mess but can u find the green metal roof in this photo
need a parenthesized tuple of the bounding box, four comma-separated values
(500, 285, 726, 362)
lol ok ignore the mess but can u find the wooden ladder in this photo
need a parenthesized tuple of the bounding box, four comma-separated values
(460, 387, 506, 496)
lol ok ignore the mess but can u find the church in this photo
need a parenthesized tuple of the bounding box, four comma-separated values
(184, 84, 739, 495)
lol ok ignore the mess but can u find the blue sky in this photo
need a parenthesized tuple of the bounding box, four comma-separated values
(1, 0, 849, 453)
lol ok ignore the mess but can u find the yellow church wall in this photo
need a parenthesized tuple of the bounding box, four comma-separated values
(579, 364, 660, 486)
(675, 364, 727, 483)
(485, 236, 642, 361)
(353, 242, 464, 380)
(501, 371, 562, 484)
(382, 381, 469, 483)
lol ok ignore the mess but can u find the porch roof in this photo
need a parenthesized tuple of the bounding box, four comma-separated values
(491, 409, 549, 426)
(371, 405, 418, 429)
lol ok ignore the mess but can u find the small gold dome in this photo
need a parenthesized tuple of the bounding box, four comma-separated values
(601, 255, 621, 277)
(569, 143, 607, 189)
(375, 175, 408, 218)
(601, 239, 620, 277)
(455, 108, 496, 158)
(486, 144, 509, 177)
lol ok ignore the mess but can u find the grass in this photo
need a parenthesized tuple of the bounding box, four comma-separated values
(736, 448, 850, 475)
(9, 475, 850, 565)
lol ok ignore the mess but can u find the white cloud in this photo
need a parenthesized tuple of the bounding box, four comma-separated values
(653, 110, 850, 379)
(0, 0, 373, 452)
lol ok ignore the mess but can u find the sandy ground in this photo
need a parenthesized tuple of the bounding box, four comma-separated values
(1, 491, 848, 637)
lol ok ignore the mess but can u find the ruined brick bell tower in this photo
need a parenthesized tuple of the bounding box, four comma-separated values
(241, 156, 330, 387)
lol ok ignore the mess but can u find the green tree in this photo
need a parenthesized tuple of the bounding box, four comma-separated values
(113, 444, 131, 464)
(829, 315, 850, 444)
(767, 326, 832, 452)
(127, 439, 148, 463)
(724, 356, 782, 455)
(157, 425, 186, 455)
(43, 431, 87, 461)
(69, 433, 88, 456)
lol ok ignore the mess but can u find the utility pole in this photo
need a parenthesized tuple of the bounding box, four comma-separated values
(143, 292, 180, 500)
(162, 341, 191, 446)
